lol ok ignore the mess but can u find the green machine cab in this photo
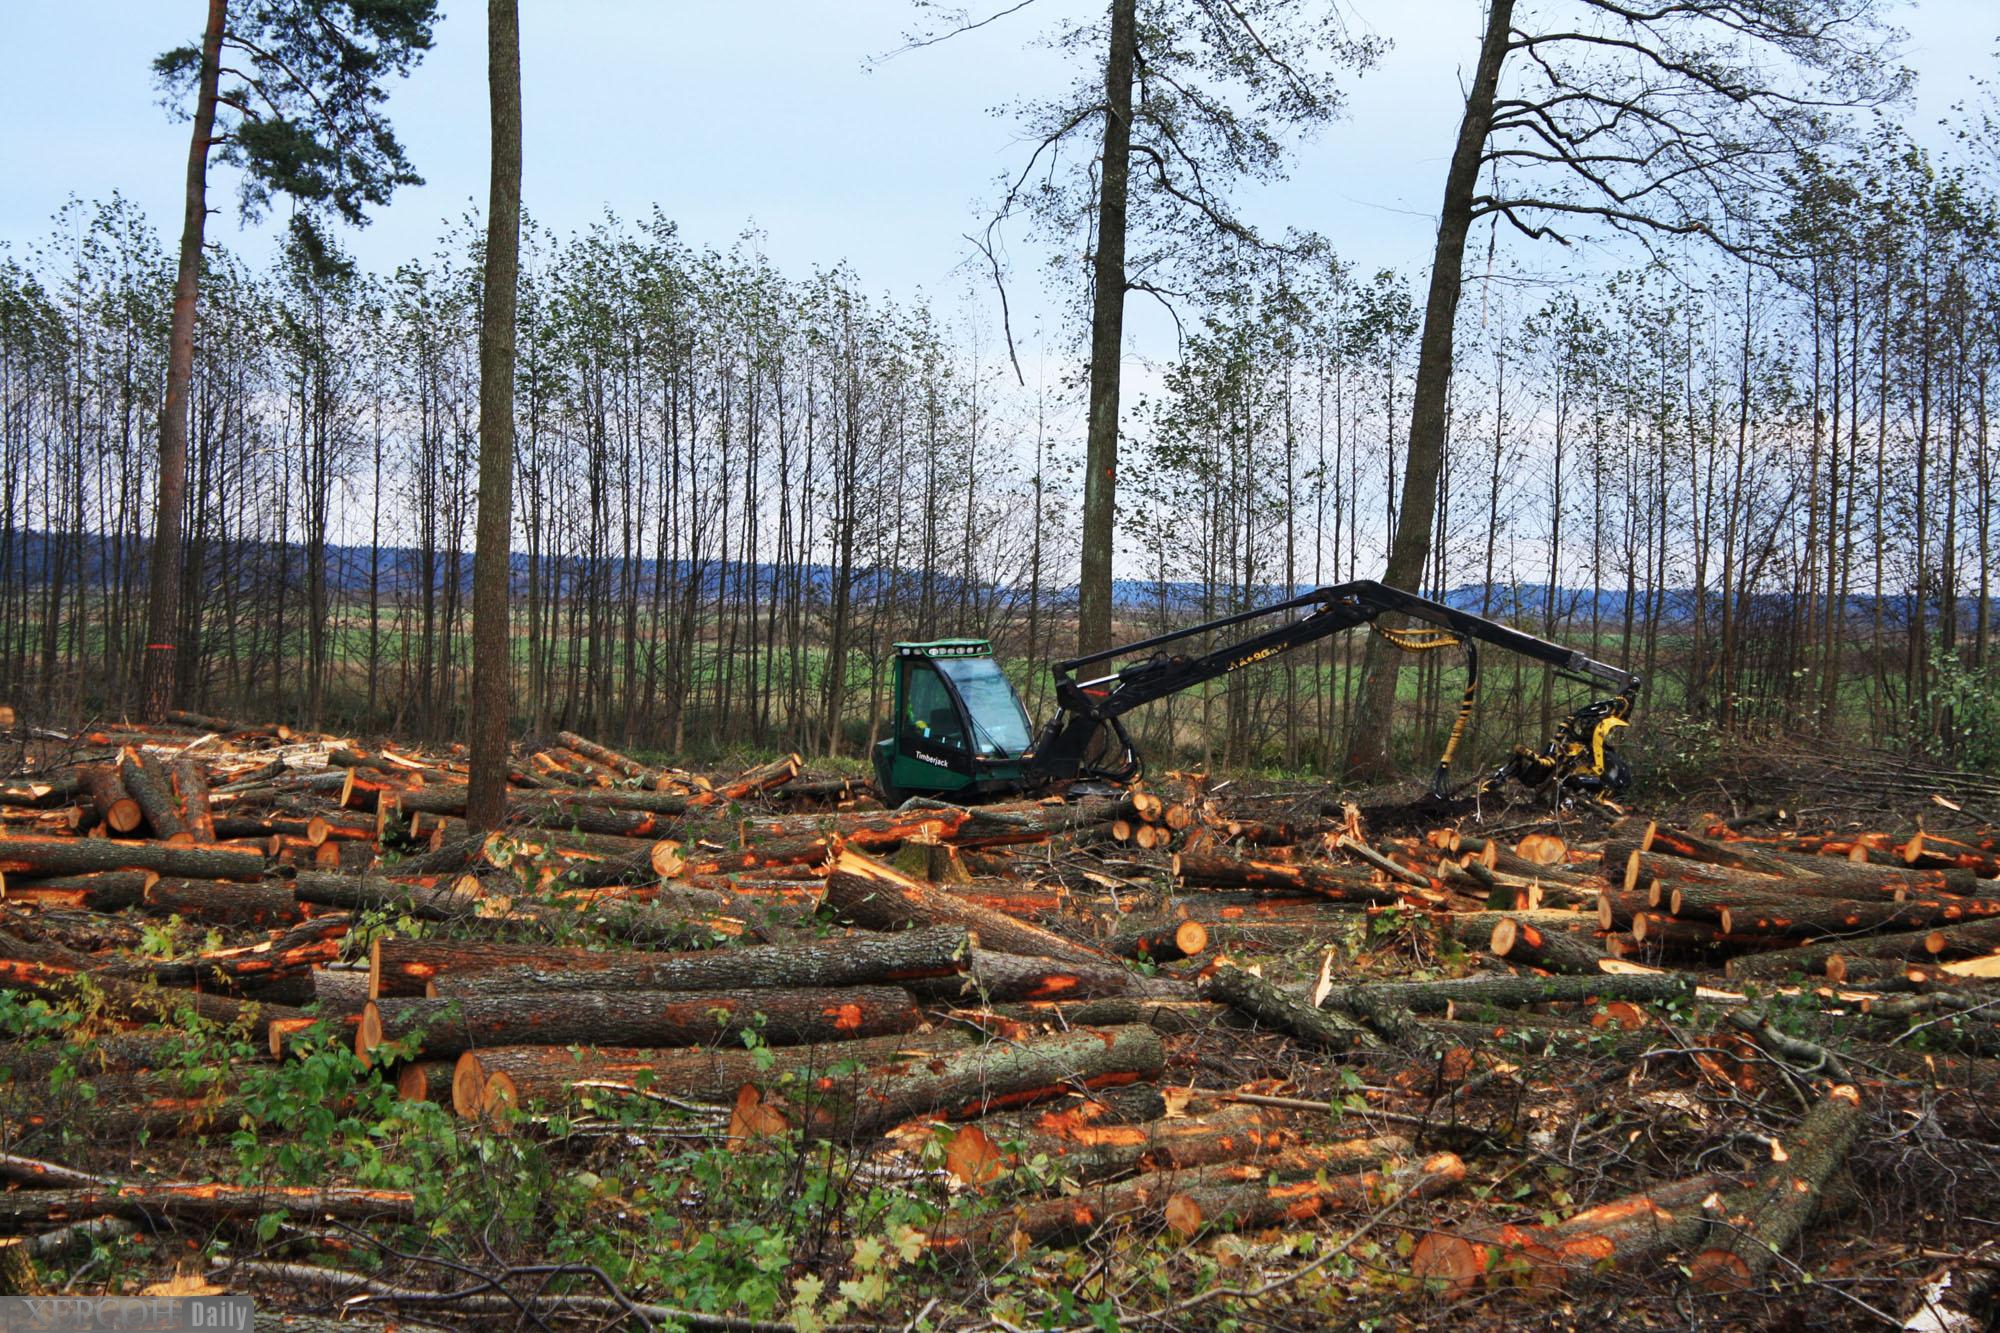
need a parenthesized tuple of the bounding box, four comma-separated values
(872, 639, 1037, 804)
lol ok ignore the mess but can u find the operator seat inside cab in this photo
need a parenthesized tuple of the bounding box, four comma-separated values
(903, 663, 965, 748)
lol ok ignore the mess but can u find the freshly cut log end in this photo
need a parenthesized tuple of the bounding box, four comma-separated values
(451, 1052, 487, 1119)
(395, 1061, 453, 1103)
(1516, 833, 1567, 867)
(1410, 1223, 1562, 1295)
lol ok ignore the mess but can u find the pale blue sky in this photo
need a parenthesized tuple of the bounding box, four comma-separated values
(3, 1, 1992, 366)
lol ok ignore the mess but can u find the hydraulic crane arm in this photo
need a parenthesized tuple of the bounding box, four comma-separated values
(1025, 579, 1641, 788)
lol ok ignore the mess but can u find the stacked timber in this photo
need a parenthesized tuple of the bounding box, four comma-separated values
(0, 715, 1996, 1319)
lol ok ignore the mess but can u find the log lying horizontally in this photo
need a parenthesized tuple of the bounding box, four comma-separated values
(1173, 848, 1404, 905)
(801, 1024, 1166, 1139)
(458, 1030, 978, 1121)
(357, 985, 923, 1063)
(0, 835, 265, 880)
(820, 849, 1110, 965)
(400, 926, 970, 998)
(0, 1182, 415, 1229)
(1411, 1172, 1730, 1293)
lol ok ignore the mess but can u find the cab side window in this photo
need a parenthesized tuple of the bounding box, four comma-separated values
(902, 662, 965, 749)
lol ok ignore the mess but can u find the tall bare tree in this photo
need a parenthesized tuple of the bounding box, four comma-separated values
(1344, 0, 1909, 779)
(468, 0, 523, 830)
(904, 0, 1378, 655)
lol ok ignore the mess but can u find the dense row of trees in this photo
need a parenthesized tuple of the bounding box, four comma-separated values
(2, 2, 1995, 780)
(2, 102, 1994, 777)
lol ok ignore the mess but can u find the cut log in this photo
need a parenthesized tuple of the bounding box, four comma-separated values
(1, 870, 152, 911)
(935, 1144, 1451, 1253)
(1643, 824, 1807, 877)
(0, 1183, 415, 1229)
(821, 849, 1109, 965)
(704, 754, 802, 803)
(0, 835, 264, 881)
(145, 877, 305, 928)
(1172, 848, 1402, 905)
(982, 998, 1235, 1035)
(1412, 1173, 1728, 1294)
(1922, 915, 2000, 959)
(79, 766, 142, 835)
(460, 1030, 975, 1121)
(1689, 1084, 1865, 1291)
(1331, 970, 1696, 1015)
(357, 984, 922, 1063)
(394, 1061, 456, 1104)
(554, 730, 656, 782)
(1106, 918, 1209, 963)
(907, 947, 1145, 1004)
(803, 1023, 1165, 1139)
(395, 925, 969, 998)
(1160, 1151, 1465, 1239)
(946, 1102, 1287, 1184)
(120, 750, 189, 842)
(1198, 965, 1380, 1052)
(1490, 917, 1609, 975)
(170, 755, 215, 843)
(1724, 927, 1942, 982)
(0, 927, 300, 1030)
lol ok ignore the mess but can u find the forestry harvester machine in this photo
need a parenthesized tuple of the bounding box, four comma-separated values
(872, 579, 1642, 809)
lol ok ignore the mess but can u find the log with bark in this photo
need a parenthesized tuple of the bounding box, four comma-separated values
(457, 1030, 977, 1121)
(1489, 916, 1610, 975)
(800, 1023, 1165, 1139)
(79, 765, 142, 835)
(394, 926, 969, 998)
(1687, 1084, 1865, 1291)
(0, 835, 264, 881)
(357, 984, 923, 1063)
(1, 870, 153, 911)
(821, 850, 1111, 965)
(1173, 848, 1403, 905)
(0, 1182, 415, 1229)
(120, 749, 191, 843)
(1198, 965, 1381, 1052)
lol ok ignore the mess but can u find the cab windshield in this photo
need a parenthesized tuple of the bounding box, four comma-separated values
(933, 655, 1033, 757)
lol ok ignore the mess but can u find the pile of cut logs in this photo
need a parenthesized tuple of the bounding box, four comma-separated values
(0, 713, 1996, 1324)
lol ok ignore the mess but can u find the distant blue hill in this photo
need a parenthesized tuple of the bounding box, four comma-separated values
(2, 530, 1978, 627)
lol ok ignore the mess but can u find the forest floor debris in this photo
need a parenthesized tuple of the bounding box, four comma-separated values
(0, 712, 1996, 1330)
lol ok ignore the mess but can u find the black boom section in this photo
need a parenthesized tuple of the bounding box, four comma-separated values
(1023, 580, 1641, 783)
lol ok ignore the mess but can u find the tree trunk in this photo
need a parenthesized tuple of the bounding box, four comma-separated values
(1689, 1085, 1864, 1290)
(357, 985, 922, 1063)
(1172, 848, 1403, 904)
(807, 1023, 1164, 1140)
(1076, 0, 1137, 657)
(467, 0, 522, 831)
(0, 835, 263, 880)
(1346, 0, 1514, 776)
(393, 925, 968, 998)
(459, 1030, 976, 1122)
(142, 0, 227, 719)
(821, 852, 1111, 965)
